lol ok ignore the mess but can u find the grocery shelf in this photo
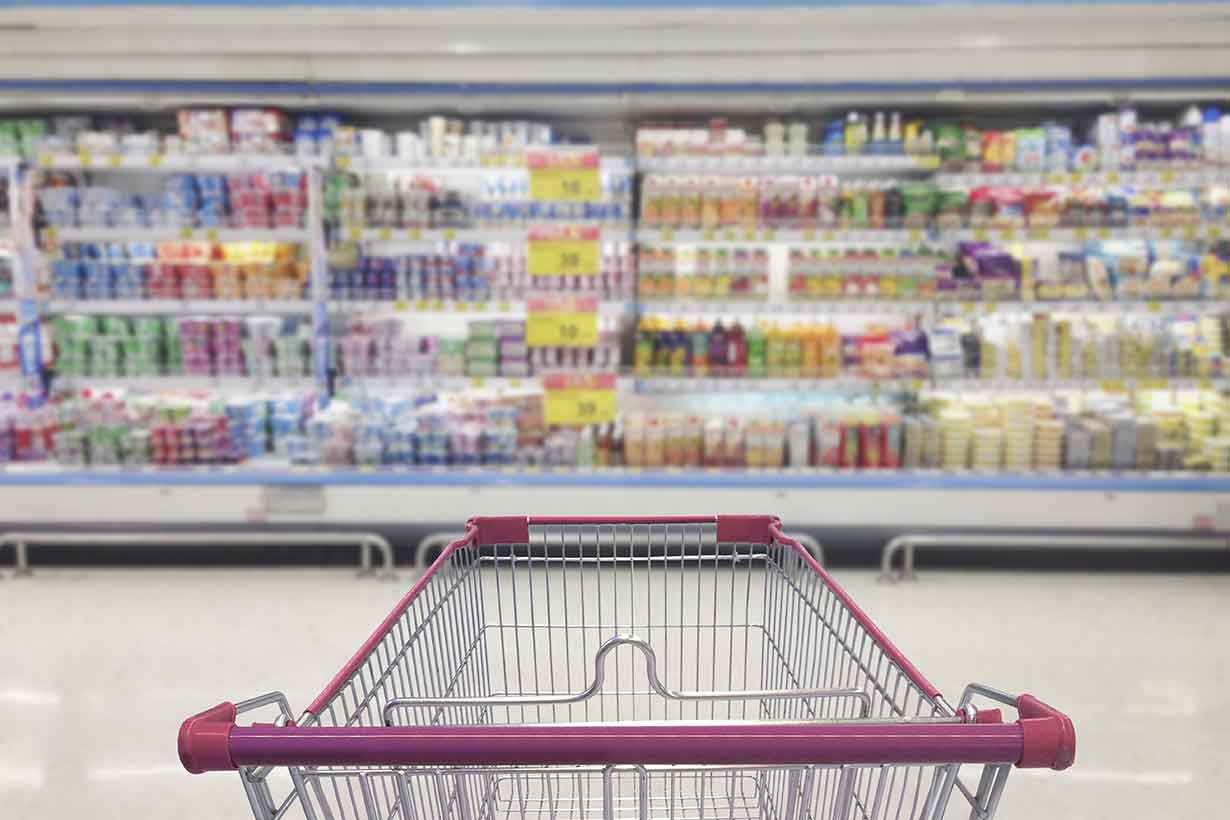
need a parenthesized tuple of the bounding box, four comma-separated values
(633, 376, 923, 393)
(933, 166, 1219, 190)
(638, 154, 940, 175)
(49, 375, 314, 393)
(348, 224, 633, 244)
(638, 223, 1225, 246)
(336, 155, 634, 174)
(930, 377, 1219, 393)
(329, 298, 633, 317)
(640, 299, 931, 315)
(45, 299, 313, 316)
(636, 227, 931, 245)
(35, 151, 317, 173)
(932, 299, 1228, 316)
(336, 374, 629, 394)
(47, 226, 312, 243)
(948, 224, 1220, 243)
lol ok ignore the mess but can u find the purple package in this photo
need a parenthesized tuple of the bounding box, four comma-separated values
(840, 335, 861, 369)
(892, 328, 931, 377)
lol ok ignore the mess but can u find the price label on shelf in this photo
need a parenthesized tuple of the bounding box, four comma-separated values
(802, 229, 816, 242)
(973, 228, 989, 241)
(1105, 171, 1121, 184)
(1183, 224, 1198, 241)
(1068, 171, 1084, 184)
(542, 373, 618, 426)
(1096, 227, 1111, 240)
(407, 228, 423, 240)
(205, 228, 219, 242)
(179, 227, 194, 239)
(1141, 378, 1168, 390)
(1074, 227, 1089, 240)
(1028, 228, 1050, 240)
(1160, 169, 1177, 184)
(1099, 379, 1127, 393)
(78, 149, 93, 167)
(526, 296, 599, 347)
(725, 229, 738, 241)
(443, 228, 457, 240)
(394, 299, 409, 312)
(108, 154, 123, 168)
(335, 155, 352, 170)
(703, 229, 716, 241)
(148, 154, 163, 168)
(1208, 226, 1225, 241)
(414, 299, 428, 311)
(37, 153, 51, 167)
(1147, 301, 1162, 314)
(529, 166, 601, 201)
(999, 228, 1015, 241)
(528, 236, 600, 276)
(762, 229, 776, 241)
(908, 229, 923, 243)
(347, 226, 362, 242)
(527, 150, 602, 202)
(1159, 227, 1174, 240)
(378, 227, 393, 241)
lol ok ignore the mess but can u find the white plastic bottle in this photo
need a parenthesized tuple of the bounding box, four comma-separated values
(1220, 112, 1230, 167)
(1203, 107, 1221, 166)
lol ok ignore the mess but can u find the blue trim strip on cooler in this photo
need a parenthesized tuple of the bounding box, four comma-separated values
(2, 468, 1230, 491)
(4, 0, 1230, 7)
(3, 77, 1230, 97)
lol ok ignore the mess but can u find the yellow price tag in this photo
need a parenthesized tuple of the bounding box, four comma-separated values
(973, 227, 989, 241)
(1099, 379, 1126, 392)
(1047, 172, 1064, 184)
(407, 228, 422, 240)
(528, 238, 600, 276)
(470, 377, 485, 387)
(908, 229, 923, 243)
(497, 300, 512, 312)
(1000, 228, 1015, 240)
(455, 302, 469, 313)
(823, 230, 836, 242)
(474, 301, 488, 312)
(205, 228, 219, 242)
(347, 226, 361, 242)
(1160, 169, 1176, 184)
(724, 229, 737, 241)
(529, 167, 601, 202)
(1159, 227, 1174, 240)
(430, 300, 444, 312)
(762, 230, 776, 241)
(703, 229, 716, 241)
(44, 227, 58, 242)
(509, 378, 522, 387)
(1105, 171, 1120, 184)
(526, 311, 599, 347)
(544, 388, 617, 425)
(394, 299, 409, 312)
(1069, 171, 1084, 184)
(179, 227, 194, 239)
(1208, 226, 1224, 241)
(443, 229, 457, 240)
(961, 302, 978, 315)
(661, 228, 674, 241)
(336, 155, 351, 170)
(1028, 228, 1050, 240)
(802, 229, 816, 242)
(1074, 227, 1089, 240)
(1183, 225, 1198, 241)
(743, 229, 756, 241)
(109, 154, 122, 167)
(1141, 378, 1167, 390)
(1097, 228, 1111, 240)
(78, 149, 92, 167)
(378, 227, 392, 241)
(414, 299, 428, 311)
(910, 379, 924, 392)
(1200, 378, 1214, 390)
(1147, 301, 1162, 313)
(147, 154, 163, 168)
(914, 156, 940, 170)
(38, 153, 51, 167)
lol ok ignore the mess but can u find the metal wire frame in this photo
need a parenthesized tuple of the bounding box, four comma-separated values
(262, 522, 967, 820)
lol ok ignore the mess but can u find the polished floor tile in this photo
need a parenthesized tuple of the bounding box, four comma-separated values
(2, 566, 1225, 819)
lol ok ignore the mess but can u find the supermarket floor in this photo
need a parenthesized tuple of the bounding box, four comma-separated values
(2, 566, 1227, 820)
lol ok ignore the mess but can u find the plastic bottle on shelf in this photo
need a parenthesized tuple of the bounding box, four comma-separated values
(668, 319, 690, 377)
(709, 319, 727, 377)
(745, 322, 766, 378)
(690, 320, 710, 378)
(728, 319, 748, 378)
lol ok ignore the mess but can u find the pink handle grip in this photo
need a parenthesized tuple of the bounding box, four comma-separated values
(1017, 694, 1077, 770)
(471, 515, 778, 545)
(181, 719, 1033, 772)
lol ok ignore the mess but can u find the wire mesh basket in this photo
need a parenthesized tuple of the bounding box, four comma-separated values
(180, 515, 1074, 820)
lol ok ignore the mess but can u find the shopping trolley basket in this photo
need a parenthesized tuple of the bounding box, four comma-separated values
(180, 515, 1074, 820)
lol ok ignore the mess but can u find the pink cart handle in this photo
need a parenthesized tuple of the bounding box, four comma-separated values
(469, 515, 779, 545)
(179, 712, 1073, 773)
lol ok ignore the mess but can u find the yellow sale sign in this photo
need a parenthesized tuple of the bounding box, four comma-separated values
(542, 373, 617, 425)
(528, 238, 600, 276)
(526, 296, 600, 348)
(527, 149, 602, 202)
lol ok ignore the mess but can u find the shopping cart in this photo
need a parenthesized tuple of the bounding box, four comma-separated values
(179, 515, 1074, 820)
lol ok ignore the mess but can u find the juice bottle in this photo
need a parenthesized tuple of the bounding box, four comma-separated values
(709, 319, 728, 377)
(634, 317, 655, 376)
(684, 416, 703, 466)
(690, 320, 710, 378)
(693, 249, 710, 300)
(801, 324, 823, 378)
(784, 323, 803, 378)
(644, 417, 665, 468)
(728, 320, 748, 378)
(669, 319, 690, 377)
(821, 323, 842, 378)
(745, 322, 766, 378)
(716, 250, 734, 299)
(764, 322, 783, 377)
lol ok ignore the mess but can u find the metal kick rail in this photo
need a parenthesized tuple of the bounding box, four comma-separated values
(0, 530, 396, 577)
(881, 531, 1230, 580)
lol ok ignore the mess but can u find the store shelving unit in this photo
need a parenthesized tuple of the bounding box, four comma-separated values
(1, 107, 1229, 543)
